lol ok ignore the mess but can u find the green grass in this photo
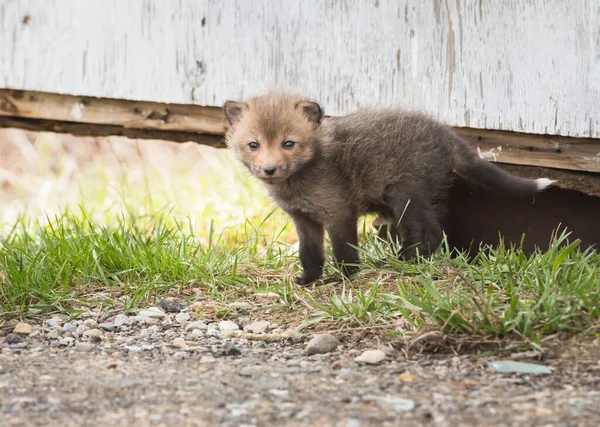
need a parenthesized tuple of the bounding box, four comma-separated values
(1, 209, 598, 344)
(0, 130, 599, 346)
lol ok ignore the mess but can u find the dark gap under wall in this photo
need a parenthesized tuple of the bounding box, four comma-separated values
(443, 180, 600, 255)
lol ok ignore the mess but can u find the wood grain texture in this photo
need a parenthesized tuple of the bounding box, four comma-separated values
(1, 0, 598, 138)
(1, 89, 598, 173)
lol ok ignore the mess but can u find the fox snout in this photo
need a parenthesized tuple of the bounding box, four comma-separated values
(253, 163, 287, 182)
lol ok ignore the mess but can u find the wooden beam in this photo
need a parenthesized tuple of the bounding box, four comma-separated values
(1, 89, 599, 173)
(0, 89, 226, 135)
(456, 127, 600, 173)
(0, 116, 225, 147)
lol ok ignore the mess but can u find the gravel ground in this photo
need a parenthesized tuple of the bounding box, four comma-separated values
(2, 305, 599, 427)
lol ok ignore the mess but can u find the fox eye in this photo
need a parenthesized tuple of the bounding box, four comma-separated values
(282, 140, 295, 149)
(248, 142, 259, 150)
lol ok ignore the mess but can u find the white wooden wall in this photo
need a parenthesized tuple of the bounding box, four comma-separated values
(1, 0, 599, 138)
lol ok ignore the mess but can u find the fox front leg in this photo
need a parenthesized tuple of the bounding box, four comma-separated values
(327, 214, 360, 279)
(291, 213, 325, 286)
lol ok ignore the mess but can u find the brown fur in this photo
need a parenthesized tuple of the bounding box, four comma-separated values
(224, 92, 554, 285)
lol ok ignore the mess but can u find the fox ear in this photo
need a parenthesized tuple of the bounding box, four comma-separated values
(295, 101, 323, 125)
(223, 101, 248, 125)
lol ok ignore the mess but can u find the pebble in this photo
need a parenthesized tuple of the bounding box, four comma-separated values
(175, 312, 191, 324)
(13, 322, 35, 335)
(5, 333, 22, 344)
(172, 337, 187, 349)
(355, 350, 386, 365)
(46, 328, 61, 339)
(305, 334, 339, 355)
(227, 302, 253, 310)
(114, 315, 130, 327)
(58, 337, 75, 347)
(82, 319, 98, 329)
(185, 321, 208, 332)
(218, 320, 240, 332)
(190, 329, 204, 339)
(139, 307, 167, 319)
(244, 321, 270, 334)
(98, 323, 118, 332)
(45, 318, 61, 328)
(75, 342, 93, 352)
(124, 345, 142, 352)
(83, 329, 104, 339)
(159, 298, 188, 313)
(62, 322, 77, 332)
(364, 395, 415, 411)
(215, 342, 242, 357)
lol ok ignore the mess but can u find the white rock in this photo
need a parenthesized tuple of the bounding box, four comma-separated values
(175, 312, 191, 324)
(46, 328, 61, 339)
(185, 321, 208, 331)
(355, 350, 386, 365)
(139, 307, 166, 319)
(13, 323, 35, 335)
(172, 337, 187, 349)
(305, 334, 340, 355)
(75, 342, 93, 352)
(113, 314, 130, 327)
(82, 328, 104, 339)
(62, 322, 77, 332)
(190, 329, 204, 339)
(45, 318, 61, 328)
(244, 321, 270, 334)
(124, 345, 142, 352)
(218, 320, 240, 332)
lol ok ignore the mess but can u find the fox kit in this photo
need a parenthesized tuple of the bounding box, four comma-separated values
(223, 93, 555, 285)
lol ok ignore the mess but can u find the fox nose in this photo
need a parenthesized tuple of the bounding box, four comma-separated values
(263, 166, 277, 176)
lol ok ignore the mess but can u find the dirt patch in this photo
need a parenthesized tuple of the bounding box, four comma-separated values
(1, 311, 599, 426)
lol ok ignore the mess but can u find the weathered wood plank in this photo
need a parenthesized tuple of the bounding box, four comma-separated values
(0, 89, 225, 135)
(1, 0, 598, 138)
(1, 89, 599, 174)
(0, 116, 225, 147)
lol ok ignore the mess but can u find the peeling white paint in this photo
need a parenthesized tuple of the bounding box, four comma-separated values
(0, 0, 598, 138)
(477, 146, 503, 162)
(70, 102, 84, 120)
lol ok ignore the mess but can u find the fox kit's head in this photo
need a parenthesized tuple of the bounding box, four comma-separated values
(223, 93, 323, 184)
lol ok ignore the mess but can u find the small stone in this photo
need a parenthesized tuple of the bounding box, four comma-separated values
(139, 307, 167, 319)
(244, 321, 270, 334)
(190, 329, 204, 339)
(75, 342, 93, 352)
(218, 320, 240, 332)
(46, 328, 61, 339)
(173, 351, 188, 359)
(175, 312, 191, 324)
(185, 321, 208, 332)
(58, 337, 75, 347)
(82, 319, 98, 329)
(62, 322, 77, 332)
(45, 318, 61, 328)
(227, 302, 252, 310)
(13, 323, 35, 335)
(141, 344, 154, 351)
(83, 329, 104, 339)
(5, 334, 22, 344)
(159, 298, 188, 313)
(364, 395, 415, 412)
(172, 337, 187, 349)
(124, 345, 142, 352)
(113, 315, 130, 327)
(214, 342, 241, 357)
(305, 334, 339, 355)
(355, 350, 386, 365)
(98, 323, 118, 332)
